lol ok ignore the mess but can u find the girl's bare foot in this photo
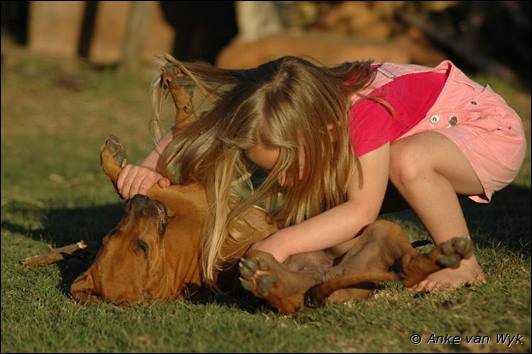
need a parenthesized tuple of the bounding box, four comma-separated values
(409, 256, 486, 292)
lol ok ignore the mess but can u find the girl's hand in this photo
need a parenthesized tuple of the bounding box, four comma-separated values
(250, 232, 288, 263)
(117, 164, 170, 200)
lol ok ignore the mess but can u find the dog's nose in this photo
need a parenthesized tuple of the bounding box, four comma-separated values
(127, 195, 168, 228)
(127, 194, 157, 216)
(129, 194, 151, 205)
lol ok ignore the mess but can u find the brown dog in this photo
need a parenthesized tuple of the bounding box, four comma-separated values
(70, 135, 276, 304)
(70, 135, 473, 313)
(70, 56, 474, 313)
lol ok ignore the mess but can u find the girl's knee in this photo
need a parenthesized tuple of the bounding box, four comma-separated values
(389, 142, 432, 186)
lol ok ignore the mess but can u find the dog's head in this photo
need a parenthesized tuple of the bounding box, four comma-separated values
(70, 194, 183, 305)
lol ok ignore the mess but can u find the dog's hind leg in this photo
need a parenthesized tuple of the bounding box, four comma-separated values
(305, 220, 410, 306)
(305, 221, 474, 307)
(398, 237, 474, 287)
(327, 220, 416, 279)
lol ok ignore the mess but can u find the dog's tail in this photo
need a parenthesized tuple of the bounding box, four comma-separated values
(304, 271, 400, 308)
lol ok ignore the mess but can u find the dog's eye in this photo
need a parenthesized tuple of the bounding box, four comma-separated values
(136, 240, 149, 255)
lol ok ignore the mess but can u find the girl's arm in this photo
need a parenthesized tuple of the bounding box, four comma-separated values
(252, 143, 391, 263)
(140, 127, 175, 169)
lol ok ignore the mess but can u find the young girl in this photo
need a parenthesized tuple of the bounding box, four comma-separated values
(117, 56, 526, 292)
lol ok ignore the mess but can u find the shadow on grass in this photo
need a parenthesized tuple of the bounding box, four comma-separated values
(461, 185, 531, 251)
(383, 183, 531, 252)
(1, 183, 530, 310)
(2, 202, 124, 294)
(1, 199, 269, 312)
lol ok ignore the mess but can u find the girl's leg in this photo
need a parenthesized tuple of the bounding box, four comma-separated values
(389, 131, 486, 291)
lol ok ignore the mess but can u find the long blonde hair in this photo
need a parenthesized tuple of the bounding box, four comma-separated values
(153, 55, 378, 285)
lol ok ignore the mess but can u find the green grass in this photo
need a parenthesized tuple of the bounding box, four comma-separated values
(2, 38, 530, 353)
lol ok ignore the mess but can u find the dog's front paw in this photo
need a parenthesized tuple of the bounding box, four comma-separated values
(239, 254, 277, 298)
(238, 251, 321, 314)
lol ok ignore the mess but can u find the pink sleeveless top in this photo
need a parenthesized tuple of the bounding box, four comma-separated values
(349, 70, 448, 156)
(346, 60, 526, 204)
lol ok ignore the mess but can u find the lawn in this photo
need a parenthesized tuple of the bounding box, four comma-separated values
(1, 37, 530, 353)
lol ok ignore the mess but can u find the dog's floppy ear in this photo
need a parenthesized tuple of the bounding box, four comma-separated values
(70, 271, 100, 303)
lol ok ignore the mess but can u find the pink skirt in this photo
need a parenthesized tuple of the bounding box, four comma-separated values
(397, 71, 527, 203)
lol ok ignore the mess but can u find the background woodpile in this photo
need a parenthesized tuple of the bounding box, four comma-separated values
(1, 1, 529, 86)
(219, 1, 529, 87)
